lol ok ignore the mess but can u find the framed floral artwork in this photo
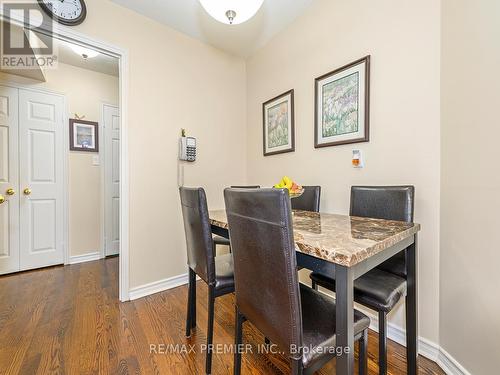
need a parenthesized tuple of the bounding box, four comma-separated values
(262, 89, 295, 156)
(315, 56, 370, 148)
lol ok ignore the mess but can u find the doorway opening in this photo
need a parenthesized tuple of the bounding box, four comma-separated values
(0, 15, 129, 301)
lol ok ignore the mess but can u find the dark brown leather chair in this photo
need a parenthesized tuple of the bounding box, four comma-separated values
(213, 185, 261, 250)
(179, 187, 235, 375)
(291, 185, 321, 212)
(224, 188, 370, 375)
(310, 186, 415, 375)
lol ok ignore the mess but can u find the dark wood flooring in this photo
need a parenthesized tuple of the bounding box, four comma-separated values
(0, 257, 445, 374)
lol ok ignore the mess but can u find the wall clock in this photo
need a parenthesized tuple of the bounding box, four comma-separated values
(37, 0, 87, 26)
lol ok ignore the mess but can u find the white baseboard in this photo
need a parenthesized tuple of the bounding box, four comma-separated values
(69, 251, 101, 264)
(418, 336, 442, 363)
(437, 347, 472, 375)
(129, 273, 189, 300)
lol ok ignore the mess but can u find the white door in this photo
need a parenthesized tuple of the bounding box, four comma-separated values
(0, 86, 20, 274)
(19, 89, 64, 270)
(103, 104, 120, 256)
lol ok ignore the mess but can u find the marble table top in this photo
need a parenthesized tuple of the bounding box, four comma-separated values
(209, 209, 420, 267)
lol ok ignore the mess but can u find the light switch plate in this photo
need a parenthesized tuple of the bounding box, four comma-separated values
(92, 155, 100, 166)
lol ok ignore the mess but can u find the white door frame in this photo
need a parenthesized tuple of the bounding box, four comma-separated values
(0, 12, 131, 302)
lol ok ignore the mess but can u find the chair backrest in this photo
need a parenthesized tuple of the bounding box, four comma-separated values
(291, 186, 321, 212)
(179, 187, 215, 285)
(230, 185, 261, 189)
(350, 186, 414, 222)
(224, 188, 302, 358)
(350, 186, 415, 277)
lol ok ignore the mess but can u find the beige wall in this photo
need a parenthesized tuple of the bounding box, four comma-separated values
(65, 0, 247, 288)
(2, 1, 496, 371)
(245, 0, 441, 343)
(0, 63, 119, 257)
(441, 1, 500, 374)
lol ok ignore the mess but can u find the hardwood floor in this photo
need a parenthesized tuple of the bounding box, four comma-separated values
(0, 258, 444, 374)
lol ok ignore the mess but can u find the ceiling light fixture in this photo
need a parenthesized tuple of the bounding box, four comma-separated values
(199, 0, 264, 25)
(70, 44, 99, 59)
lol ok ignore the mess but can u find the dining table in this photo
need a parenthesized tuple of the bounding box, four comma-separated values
(209, 209, 421, 375)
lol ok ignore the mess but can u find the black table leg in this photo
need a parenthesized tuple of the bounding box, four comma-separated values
(336, 265, 355, 375)
(405, 235, 418, 375)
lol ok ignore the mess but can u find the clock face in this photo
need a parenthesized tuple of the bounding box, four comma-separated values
(38, 0, 87, 26)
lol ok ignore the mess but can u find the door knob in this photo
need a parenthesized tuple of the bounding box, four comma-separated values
(23, 188, 31, 196)
(6, 188, 15, 196)
(0, 195, 4, 204)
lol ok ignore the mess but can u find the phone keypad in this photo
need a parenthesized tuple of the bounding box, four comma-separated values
(187, 147, 196, 162)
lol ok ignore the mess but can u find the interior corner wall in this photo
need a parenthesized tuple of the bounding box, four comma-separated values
(0, 63, 119, 257)
(440, 1, 500, 374)
(245, 0, 441, 344)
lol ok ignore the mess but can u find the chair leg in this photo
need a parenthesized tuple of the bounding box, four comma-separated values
(378, 311, 388, 375)
(311, 280, 317, 290)
(191, 272, 196, 328)
(359, 329, 368, 375)
(205, 285, 215, 375)
(234, 308, 244, 375)
(185, 268, 196, 337)
(190, 269, 196, 329)
(189, 269, 196, 329)
(291, 358, 303, 375)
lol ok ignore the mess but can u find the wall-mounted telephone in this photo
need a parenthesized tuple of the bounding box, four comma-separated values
(179, 136, 196, 162)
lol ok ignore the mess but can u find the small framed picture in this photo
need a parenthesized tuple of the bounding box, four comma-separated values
(69, 119, 99, 152)
(315, 56, 370, 148)
(262, 89, 295, 156)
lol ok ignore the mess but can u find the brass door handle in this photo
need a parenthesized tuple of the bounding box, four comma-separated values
(6, 188, 15, 196)
(23, 188, 31, 196)
(0, 195, 4, 204)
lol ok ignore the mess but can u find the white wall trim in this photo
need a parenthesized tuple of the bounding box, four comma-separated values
(1, 10, 131, 302)
(437, 347, 472, 375)
(129, 273, 189, 300)
(69, 251, 101, 265)
(99, 103, 106, 260)
(418, 336, 441, 363)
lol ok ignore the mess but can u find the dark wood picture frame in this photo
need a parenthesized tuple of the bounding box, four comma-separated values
(69, 119, 99, 152)
(314, 55, 370, 148)
(262, 89, 295, 156)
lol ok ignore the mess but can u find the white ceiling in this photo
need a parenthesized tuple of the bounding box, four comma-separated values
(110, 0, 315, 58)
(56, 39, 119, 76)
(34, 31, 119, 76)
